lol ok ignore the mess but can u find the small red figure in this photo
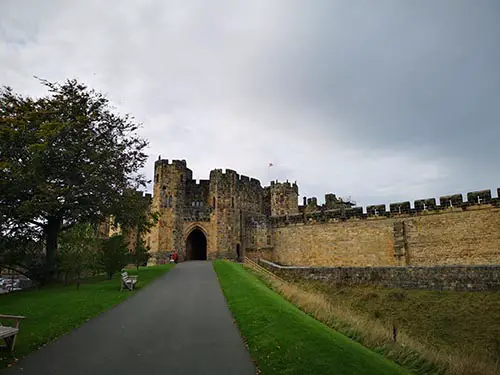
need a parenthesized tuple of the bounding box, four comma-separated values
(173, 251, 178, 264)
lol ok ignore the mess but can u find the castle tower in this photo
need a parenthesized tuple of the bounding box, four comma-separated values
(209, 169, 242, 260)
(269, 180, 299, 216)
(149, 158, 192, 259)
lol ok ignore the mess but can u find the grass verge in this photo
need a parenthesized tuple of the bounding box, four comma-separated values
(0, 264, 174, 369)
(249, 266, 499, 375)
(213, 260, 410, 375)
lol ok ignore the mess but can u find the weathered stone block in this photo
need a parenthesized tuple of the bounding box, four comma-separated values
(467, 190, 492, 205)
(414, 198, 437, 211)
(389, 201, 411, 214)
(439, 194, 463, 208)
(366, 204, 386, 216)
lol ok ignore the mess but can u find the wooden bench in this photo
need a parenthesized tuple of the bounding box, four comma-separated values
(120, 271, 138, 291)
(0, 314, 25, 352)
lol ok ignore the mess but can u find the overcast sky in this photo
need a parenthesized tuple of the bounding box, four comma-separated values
(1, 0, 499, 208)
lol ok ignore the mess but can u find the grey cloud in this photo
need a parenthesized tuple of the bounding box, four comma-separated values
(254, 1, 500, 154)
(1, 0, 499, 209)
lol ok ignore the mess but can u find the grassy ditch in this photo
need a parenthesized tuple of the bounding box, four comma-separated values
(303, 281, 500, 361)
(0, 264, 174, 369)
(251, 267, 499, 375)
(214, 260, 410, 375)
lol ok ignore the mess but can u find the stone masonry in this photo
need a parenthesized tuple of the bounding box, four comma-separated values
(141, 158, 500, 268)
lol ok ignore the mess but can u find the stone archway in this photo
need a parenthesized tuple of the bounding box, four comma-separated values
(185, 228, 207, 260)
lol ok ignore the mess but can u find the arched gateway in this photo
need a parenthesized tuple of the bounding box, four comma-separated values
(185, 228, 207, 260)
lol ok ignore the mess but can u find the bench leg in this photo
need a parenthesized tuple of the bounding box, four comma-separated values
(4, 335, 16, 351)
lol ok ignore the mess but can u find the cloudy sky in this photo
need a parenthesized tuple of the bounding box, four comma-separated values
(1, 0, 499, 208)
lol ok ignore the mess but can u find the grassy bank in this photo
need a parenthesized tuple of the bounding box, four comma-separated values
(250, 267, 499, 375)
(303, 281, 500, 360)
(0, 264, 173, 368)
(213, 260, 410, 375)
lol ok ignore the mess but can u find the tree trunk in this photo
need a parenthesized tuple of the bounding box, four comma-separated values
(45, 216, 61, 281)
(76, 272, 81, 290)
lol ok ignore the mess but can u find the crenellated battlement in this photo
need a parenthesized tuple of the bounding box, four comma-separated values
(187, 179, 210, 187)
(238, 174, 262, 188)
(154, 158, 188, 168)
(269, 179, 299, 193)
(271, 188, 500, 227)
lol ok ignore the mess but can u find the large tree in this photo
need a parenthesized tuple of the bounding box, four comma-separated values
(0, 78, 148, 280)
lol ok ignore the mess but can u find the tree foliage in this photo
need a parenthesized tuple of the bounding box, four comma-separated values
(117, 189, 159, 270)
(0, 226, 45, 282)
(131, 239, 150, 270)
(99, 234, 129, 280)
(58, 223, 100, 289)
(0, 78, 148, 279)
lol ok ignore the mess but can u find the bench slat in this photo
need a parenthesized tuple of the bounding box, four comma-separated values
(0, 326, 18, 340)
(0, 314, 25, 320)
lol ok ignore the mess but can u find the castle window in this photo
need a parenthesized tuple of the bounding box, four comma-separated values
(213, 197, 216, 208)
(267, 235, 271, 245)
(232, 197, 234, 208)
(192, 201, 196, 207)
(169, 195, 173, 208)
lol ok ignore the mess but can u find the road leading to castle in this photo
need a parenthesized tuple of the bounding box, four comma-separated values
(3, 262, 256, 375)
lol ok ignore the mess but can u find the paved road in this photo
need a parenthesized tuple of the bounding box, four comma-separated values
(3, 262, 256, 375)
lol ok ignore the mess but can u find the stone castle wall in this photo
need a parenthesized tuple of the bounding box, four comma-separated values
(272, 219, 395, 267)
(258, 259, 500, 292)
(248, 189, 500, 267)
(143, 158, 499, 268)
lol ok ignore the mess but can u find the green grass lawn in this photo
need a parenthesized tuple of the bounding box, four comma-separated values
(213, 260, 411, 375)
(0, 264, 173, 368)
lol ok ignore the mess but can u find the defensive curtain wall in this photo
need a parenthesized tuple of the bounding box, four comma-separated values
(244, 188, 500, 268)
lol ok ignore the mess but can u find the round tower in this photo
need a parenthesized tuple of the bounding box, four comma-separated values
(269, 180, 299, 216)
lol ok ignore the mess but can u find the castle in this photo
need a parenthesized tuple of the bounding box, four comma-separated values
(144, 158, 352, 262)
(144, 158, 500, 268)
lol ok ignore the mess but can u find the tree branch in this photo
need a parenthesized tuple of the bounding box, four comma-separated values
(28, 220, 46, 228)
(60, 222, 78, 232)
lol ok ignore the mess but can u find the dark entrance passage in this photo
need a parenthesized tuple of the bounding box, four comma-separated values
(186, 229, 207, 260)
